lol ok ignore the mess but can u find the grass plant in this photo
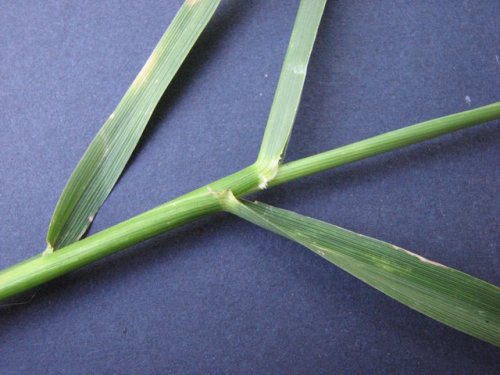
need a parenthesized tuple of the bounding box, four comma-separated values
(1, 0, 498, 346)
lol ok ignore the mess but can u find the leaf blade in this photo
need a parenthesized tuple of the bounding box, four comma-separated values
(47, 0, 220, 250)
(223, 197, 500, 346)
(255, 0, 326, 187)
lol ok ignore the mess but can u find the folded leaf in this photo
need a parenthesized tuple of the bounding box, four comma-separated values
(47, 0, 220, 250)
(222, 195, 500, 346)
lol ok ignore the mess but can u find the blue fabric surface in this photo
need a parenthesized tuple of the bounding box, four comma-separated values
(0, 1, 499, 373)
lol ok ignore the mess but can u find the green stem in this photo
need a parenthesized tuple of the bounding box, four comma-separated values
(0, 165, 260, 301)
(271, 102, 500, 186)
(0, 191, 218, 300)
(1, 103, 499, 301)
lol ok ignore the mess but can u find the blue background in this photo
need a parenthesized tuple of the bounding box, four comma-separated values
(0, 1, 499, 373)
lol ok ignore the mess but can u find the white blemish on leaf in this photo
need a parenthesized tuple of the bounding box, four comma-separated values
(314, 245, 332, 258)
(465, 96, 471, 105)
(290, 64, 307, 75)
(134, 52, 159, 87)
(390, 243, 446, 267)
(403, 248, 447, 268)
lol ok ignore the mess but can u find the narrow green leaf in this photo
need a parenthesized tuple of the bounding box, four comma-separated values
(222, 195, 500, 346)
(46, 0, 220, 251)
(255, 0, 326, 188)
